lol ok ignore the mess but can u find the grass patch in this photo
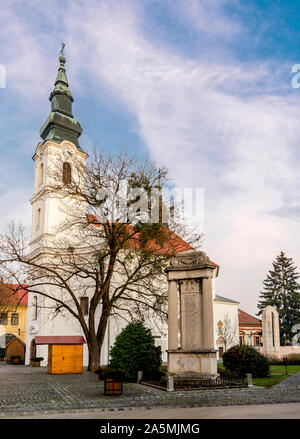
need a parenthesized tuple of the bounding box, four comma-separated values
(252, 375, 287, 388)
(217, 363, 225, 372)
(217, 363, 300, 388)
(270, 365, 300, 374)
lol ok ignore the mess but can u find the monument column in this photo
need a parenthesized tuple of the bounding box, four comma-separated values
(262, 306, 280, 358)
(202, 277, 215, 350)
(166, 250, 218, 382)
(168, 280, 178, 351)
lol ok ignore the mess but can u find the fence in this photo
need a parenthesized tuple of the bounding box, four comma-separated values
(142, 373, 248, 391)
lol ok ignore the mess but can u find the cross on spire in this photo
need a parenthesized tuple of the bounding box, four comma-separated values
(60, 42, 65, 56)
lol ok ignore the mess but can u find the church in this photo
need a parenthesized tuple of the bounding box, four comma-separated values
(24, 52, 241, 368)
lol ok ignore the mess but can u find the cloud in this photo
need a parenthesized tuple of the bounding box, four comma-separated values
(60, 0, 300, 314)
(0, 188, 31, 231)
(1, 0, 300, 315)
(167, 0, 242, 36)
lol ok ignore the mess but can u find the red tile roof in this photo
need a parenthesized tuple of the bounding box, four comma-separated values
(87, 215, 218, 266)
(35, 336, 86, 345)
(238, 309, 261, 326)
(0, 284, 28, 306)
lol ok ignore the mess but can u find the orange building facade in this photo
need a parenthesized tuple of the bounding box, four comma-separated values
(238, 308, 262, 347)
(0, 284, 28, 348)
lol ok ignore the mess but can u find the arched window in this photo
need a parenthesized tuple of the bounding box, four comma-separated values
(4, 333, 16, 346)
(32, 296, 38, 320)
(63, 162, 72, 185)
(38, 163, 43, 186)
(217, 320, 223, 336)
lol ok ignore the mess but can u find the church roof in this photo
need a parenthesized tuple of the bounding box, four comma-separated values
(86, 215, 218, 265)
(215, 294, 239, 304)
(238, 308, 261, 326)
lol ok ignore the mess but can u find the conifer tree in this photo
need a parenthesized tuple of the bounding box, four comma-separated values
(257, 251, 300, 342)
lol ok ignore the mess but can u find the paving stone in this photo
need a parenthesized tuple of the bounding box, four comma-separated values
(1, 362, 300, 415)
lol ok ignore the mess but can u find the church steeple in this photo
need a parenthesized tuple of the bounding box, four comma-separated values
(39, 45, 84, 152)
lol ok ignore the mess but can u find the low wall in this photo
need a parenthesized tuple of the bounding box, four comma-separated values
(279, 346, 300, 358)
(259, 346, 300, 359)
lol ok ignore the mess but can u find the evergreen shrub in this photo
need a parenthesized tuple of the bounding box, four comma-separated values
(222, 344, 270, 378)
(109, 322, 162, 380)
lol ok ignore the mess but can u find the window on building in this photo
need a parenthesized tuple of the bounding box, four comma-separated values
(239, 336, 243, 344)
(217, 320, 223, 336)
(38, 163, 44, 186)
(63, 162, 72, 185)
(0, 313, 8, 325)
(32, 296, 38, 320)
(80, 297, 89, 316)
(36, 208, 41, 228)
(255, 336, 260, 346)
(10, 313, 19, 326)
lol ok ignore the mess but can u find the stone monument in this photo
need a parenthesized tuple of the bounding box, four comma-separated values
(166, 250, 218, 381)
(261, 306, 280, 358)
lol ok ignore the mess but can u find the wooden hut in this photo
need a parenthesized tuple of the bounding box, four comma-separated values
(6, 337, 26, 364)
(35, 336, 86, 374)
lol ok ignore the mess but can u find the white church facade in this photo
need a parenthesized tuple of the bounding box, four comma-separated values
(25, 53, 240, 367)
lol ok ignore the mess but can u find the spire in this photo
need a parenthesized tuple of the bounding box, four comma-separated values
(39, 44, 84, 152)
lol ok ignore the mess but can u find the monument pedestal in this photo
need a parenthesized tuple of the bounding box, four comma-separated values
(168, 349, 218, 380)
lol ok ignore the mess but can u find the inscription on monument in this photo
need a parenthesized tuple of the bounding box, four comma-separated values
(181, 279, 202, 349)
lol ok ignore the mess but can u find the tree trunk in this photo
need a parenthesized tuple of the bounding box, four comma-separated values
(87, 340, 101, 372)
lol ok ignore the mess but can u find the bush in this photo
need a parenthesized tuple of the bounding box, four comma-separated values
(287, 354, 300, 365)
(96, 367, 129, 382)
(222, 344, 270, 378)
(109, 322, 162, 381)
(0, 348, 5, 357)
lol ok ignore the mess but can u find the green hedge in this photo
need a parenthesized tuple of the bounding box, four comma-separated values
(287, 354, 300, 365)
(222, 344, 270, 378)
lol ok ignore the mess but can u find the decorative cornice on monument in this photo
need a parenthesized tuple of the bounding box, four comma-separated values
(39, 45, 85, 153)
(165, 250, 217, 272)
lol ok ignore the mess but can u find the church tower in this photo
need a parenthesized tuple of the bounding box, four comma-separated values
(26, 49, 89, 365)
(30, 51, 88, 255)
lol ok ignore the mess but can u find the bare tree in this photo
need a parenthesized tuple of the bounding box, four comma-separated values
(217, 313, 239, 351)
(0, 150, 201, 372)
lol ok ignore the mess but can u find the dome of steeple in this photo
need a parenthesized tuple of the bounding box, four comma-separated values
(39, 46, 85, 152)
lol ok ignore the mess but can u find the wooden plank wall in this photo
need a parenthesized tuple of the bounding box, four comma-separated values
(48, 344, 83, 374)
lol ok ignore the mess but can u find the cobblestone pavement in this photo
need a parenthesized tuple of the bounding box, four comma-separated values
(273, 371, 300, 388)
(1, 363, 300, 416)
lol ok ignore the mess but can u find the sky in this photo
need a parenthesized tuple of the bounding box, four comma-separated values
(1, 0, 300, 315)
